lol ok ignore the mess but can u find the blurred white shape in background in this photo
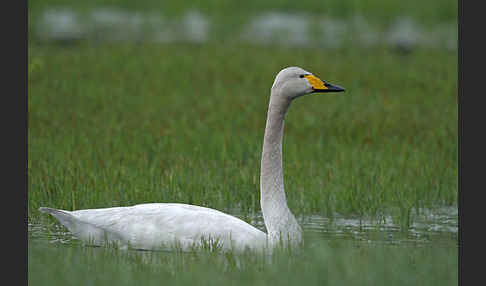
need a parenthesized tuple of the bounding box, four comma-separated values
(350, 15, 381, 48)
(37, 8, 85, 43)
(318, 17, 348, 48)
(242, 12, 310, 46)
(34, 8, 455, 51)
(386, 17, 423, 52)
(181, 10, 209, 43)
(90, 8, 144, 42)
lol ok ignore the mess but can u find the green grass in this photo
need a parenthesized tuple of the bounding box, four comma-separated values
(28, 43, 457, 227)
(28, 237, 457, 286)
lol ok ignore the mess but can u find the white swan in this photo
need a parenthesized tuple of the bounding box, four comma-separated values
(39, 67, 345, 252)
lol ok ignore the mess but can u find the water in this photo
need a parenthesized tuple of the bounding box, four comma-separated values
(28, 205, 457, 248)
(28, 206, 458, 286)
(300, 206, 458, 246)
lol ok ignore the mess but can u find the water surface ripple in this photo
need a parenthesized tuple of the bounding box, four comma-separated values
(29, 205, 457, 247)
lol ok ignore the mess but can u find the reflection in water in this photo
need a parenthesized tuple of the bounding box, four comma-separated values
(29, 206, 457, 247)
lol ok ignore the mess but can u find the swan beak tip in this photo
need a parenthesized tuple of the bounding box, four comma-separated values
(304, 74, 345, 93)
(322, 83, 345, 92)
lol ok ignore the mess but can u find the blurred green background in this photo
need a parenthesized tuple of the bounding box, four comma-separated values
(29, 0, 457, 23)
(29, 0, 457, 49)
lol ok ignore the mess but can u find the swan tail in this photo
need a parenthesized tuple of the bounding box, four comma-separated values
(39, 207, 78, 231)
(39, 207, 123, 247)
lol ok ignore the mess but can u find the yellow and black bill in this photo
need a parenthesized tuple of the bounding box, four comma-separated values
(304, 74, 345, 93)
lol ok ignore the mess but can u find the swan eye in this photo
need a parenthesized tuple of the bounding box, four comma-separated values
(299, 75, 305, 78)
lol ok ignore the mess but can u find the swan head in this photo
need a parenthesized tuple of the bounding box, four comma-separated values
(271, 66, 345, 100)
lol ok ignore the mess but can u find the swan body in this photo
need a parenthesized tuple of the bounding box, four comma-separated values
(39, 204, 267, 252)
(40, 67, 344, 252)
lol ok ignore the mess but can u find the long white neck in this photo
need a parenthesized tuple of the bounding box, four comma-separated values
(260, 90, 302, 246)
